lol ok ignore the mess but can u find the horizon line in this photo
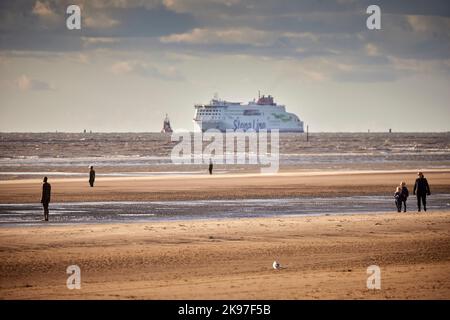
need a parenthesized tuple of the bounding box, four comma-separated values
(0, 131, 449, 134)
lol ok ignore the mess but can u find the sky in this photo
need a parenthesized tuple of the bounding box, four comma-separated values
(0, 0, 449, 132)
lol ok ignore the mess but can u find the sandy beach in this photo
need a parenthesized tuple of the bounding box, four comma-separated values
(1, 169, 449, 203)
(1, 169, 449, 299)
(0, 210, 449, 299)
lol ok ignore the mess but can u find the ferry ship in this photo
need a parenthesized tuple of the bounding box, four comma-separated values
(194, 94, 304, 132)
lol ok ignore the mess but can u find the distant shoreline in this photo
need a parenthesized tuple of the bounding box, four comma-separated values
(1, 131, 450, 134)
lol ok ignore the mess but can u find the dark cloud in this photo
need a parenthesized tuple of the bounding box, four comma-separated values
(0, 0, 197, 51)
(0, 0, 449, 83)
(83, 6, 197, 38)
(374, 0, 450, 17)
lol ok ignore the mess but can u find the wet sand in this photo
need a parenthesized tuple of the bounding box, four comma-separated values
(1, 169, 450, 203)
(1, 211, 449, 299)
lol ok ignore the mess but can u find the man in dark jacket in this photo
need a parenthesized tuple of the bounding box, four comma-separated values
(413, 172, 431, 212)
(89, 166, 96, 187)
(41, 176, 51, 221)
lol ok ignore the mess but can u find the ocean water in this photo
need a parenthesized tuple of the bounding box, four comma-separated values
(1, 194, 449, 226)
(0, 132, 449, 178)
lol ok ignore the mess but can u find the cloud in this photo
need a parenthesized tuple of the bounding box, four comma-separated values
(389, 56, 450, 78)
(0, 1, 195, 51)
(363, 13, 450, 61)
(76, 53, 89, 64)
(162, 0, 450, 17)
(32, 1, 55, 17)
(81, 37, 120, 47)
(31, 0, 60, 24)
(406, 14, 450, 34)
(365, 43, 379, 56)
(15, 75, 54, 91)
(300, 69, 328, 82)
(110, 61, 134, 74)
(88, 0, 162, 10)
(1, 0, 449, 84)
(0, 54, 10, 66)
(110, 61, 184, 81)
(84, 13, 121, 29)
(163, 0, 242, 14)
(160, 27, 275, 46)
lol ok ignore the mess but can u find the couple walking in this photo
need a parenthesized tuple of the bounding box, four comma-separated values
(394, 172, 431, 213)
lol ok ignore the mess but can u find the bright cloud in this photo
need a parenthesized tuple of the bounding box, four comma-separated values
(82, 37, 120, 46)
(32, 1, 55, 17)
(110, 61, 135, 74)
(160, 27, 275, 46)
(85, 14, 121, 28)
(365, 43, 379, 56)
(110, 61, 184, 81)
(31, 0, 59, 23)
(406, 15, 450, 34)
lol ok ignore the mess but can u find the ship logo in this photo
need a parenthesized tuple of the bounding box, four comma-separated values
(271, 113, 292, 122)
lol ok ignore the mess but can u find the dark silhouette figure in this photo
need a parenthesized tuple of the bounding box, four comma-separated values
(400, 181, 409, 212)
(208, 159, 213, 175)
(413, 172, 431, 212)
(41, 176, 51, 221)
(89, 166, 96, 187)
(394, 187, 402, 212)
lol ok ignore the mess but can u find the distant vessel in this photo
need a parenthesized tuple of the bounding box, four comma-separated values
(161, 114, 173, 133)
(194, 93, 304, 132)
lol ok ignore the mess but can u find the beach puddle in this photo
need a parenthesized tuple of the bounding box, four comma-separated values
(0, 194, 449, 226)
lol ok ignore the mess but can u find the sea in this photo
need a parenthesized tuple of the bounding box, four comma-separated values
(1, 132, 449, 177)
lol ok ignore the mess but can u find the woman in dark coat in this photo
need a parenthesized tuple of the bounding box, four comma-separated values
(413, 172, 431, 212)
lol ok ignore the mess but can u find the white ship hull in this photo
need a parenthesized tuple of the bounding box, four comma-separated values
(193, 95, 304, 133)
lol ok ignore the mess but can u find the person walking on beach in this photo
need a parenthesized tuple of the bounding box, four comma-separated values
(208, 158, 213, 175)
(394, 186, 402, 213)
(89, 166, 96, 187)
(400, 181, 409, 212)
(413, 172, 431, 212)
(41, 176, 51, 221)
